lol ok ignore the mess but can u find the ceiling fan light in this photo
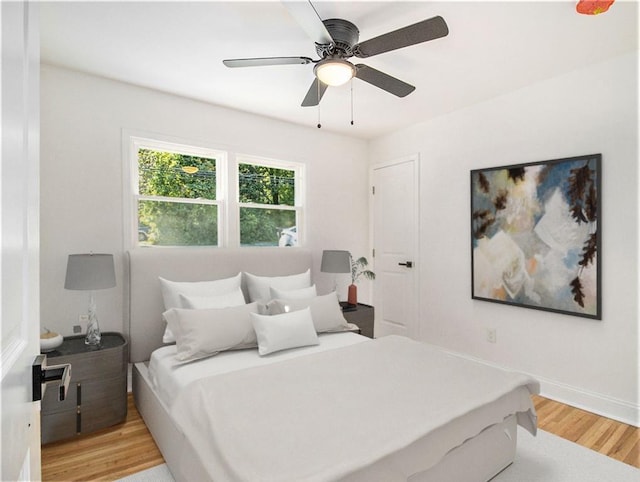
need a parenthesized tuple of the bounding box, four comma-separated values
(314, 59, 355, 87)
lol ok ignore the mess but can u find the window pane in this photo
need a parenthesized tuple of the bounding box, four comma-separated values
(238, 164, 294, 206)
(138, 148, 216, 200)
(240, 207, 296, 247)
(139, 200, 217, 246)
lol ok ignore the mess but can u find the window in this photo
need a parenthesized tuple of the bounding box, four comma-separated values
(238, 158, 301, 247)
(127, 135, 304, 248)
(132, 138, 224, 247)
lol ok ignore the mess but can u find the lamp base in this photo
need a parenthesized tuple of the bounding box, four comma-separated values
(85, 292, 101, 346)
(85, 319, 101, 346)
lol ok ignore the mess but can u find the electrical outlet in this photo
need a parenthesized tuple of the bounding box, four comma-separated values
(486, 328, 497, 343)
(77, 314, 89, 334)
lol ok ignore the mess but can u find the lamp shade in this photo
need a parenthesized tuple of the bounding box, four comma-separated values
(320, 250, 351, 274)
(64, 254, 116, 291)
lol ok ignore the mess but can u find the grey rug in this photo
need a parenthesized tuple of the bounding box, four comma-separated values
(117, 428, 639, 482)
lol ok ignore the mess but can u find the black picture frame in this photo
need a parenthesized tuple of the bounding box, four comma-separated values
(471, 154, 601, 320)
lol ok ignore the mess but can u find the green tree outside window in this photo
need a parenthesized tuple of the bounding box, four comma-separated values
(137, 149, 298, 247)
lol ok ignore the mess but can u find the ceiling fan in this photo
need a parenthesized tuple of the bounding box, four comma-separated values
(223, 1, 449, 107)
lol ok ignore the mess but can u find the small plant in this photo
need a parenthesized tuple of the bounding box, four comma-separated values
(350, 255, 375, 284)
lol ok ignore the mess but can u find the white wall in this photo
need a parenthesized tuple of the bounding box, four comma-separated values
(40, 65, 369, 338)
(369, 52, 639, 425)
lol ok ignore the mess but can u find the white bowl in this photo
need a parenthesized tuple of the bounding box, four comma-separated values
(40, 332, 63, 352)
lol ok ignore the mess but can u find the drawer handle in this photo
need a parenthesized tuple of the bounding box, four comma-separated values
(398, 261, 413, 268)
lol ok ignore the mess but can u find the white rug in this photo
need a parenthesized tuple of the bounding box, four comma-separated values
(117, 428, 639, 482)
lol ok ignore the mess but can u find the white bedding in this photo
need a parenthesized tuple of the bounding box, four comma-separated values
(149, 331, 367, 409)
(166, 335, 538, 482)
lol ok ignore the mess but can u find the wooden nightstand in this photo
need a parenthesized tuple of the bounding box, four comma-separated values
(40, 332, 128, 444)
(340, 303, 375, 338)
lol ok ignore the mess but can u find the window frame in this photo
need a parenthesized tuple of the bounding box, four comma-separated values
(235, 154, 305, 248)
(125, 134, 227, 248)
(124, 133, 305, 249)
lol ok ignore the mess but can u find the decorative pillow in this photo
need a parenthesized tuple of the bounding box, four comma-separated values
(159, 273, 242, 309)
(244, 269, 311, 303)
(163, 303, 259, 362)
(159, 274, 243, 343)
(268, 292, 350, 333)
(269, 284, 317, 301)
(250, 308, 319, 356)
(179, 287, 246, 310)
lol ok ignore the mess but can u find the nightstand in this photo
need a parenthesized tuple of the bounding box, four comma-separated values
(40, 332, 128, 444)
(340, 303, 375, 338)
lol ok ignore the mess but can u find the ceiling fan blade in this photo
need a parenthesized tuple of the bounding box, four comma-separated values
(355, 64, 415, 97)
(301, 78, 328, 107)
(223, 56, 313, 68)
(282, 0, 334, 45)
(354, 16, 449, 58)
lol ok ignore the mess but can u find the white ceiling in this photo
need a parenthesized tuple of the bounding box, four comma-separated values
(39, 1, 638, 139)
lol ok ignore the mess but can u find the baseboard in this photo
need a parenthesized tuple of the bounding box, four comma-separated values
(535, 375, 639, 428)
(441, 348, 640, 428)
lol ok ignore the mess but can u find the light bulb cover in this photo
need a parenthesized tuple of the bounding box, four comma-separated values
(314, 59, 355, 87)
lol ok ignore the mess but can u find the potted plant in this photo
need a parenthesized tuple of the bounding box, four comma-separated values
(348, 255, 375, 306)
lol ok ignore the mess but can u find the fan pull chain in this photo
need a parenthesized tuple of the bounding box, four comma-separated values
(350, 79, 354, 126)
(317, 80, 322, 129)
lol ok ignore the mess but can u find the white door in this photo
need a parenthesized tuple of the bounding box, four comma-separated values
(372, 156, 419, 338)
(1, 1, 42, 480)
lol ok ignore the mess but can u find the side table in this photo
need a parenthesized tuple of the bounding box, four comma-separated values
(40, 332, 128, 444)
(341, 303, 375, 338)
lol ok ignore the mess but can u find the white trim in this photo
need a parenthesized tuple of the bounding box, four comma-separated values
(236, 153, 302, 172)
(440, 347, 640, 428)
(121, 130, 306, 249)
(537, 375, 640, 428)
(122, 130, 226, 249)
(138, 195, 218, 206)
(226, 152, 238, 247)
(236, 154, 305, 247)
(238, 202, 298, 211)
(371, 154, 418, 170)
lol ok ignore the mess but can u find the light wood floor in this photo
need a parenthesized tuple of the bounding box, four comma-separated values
(41, 395, 163, 481)
(41, 393, 639, 481)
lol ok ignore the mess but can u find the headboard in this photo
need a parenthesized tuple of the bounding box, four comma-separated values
(125, 247, 313, 362)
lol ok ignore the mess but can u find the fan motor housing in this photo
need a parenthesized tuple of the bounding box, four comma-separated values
(318, 18, 360, 58)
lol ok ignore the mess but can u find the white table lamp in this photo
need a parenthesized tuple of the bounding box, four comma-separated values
(321, 250, 351, 296)
(64, 253, 116, 346)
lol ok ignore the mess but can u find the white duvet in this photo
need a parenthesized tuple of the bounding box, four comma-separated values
(149, 331, 367, 409)
(168, 335, 538, 482)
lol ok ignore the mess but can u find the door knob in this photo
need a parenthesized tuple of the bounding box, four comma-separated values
(398, 261, 413, 268)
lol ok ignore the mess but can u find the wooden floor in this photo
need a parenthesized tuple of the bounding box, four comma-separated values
(41, 395, 163, 481)
(41, 393, 639, 481)
(533, 395, 639, 468)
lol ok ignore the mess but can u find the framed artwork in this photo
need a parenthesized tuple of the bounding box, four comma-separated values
(471, 154, 601, 319)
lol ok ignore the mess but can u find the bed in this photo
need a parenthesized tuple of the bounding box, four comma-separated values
(126, 247, 538, 482)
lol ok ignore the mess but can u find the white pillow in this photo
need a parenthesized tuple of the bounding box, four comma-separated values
(244, 269, 311, 303)
(159, 273, 242, 310)
(163, 303, 259, 362)
(159, 274, 243, 343)
(269, 284, 317, 301)
(250, 308, 319, 356)
(179, 287, 246, 310)
(268, 292, 350, 333)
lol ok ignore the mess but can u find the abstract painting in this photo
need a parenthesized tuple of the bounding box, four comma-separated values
(471, 154, 601, 319)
